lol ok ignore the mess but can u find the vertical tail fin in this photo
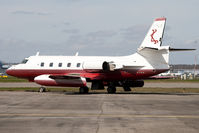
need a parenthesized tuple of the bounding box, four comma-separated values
(136, 17, 195, 69)
(139, 17, 166, 50)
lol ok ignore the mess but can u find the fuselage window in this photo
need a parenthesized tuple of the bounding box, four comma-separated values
(49, 62, 53, 67)
(67, 63, 71, 67)
(77, 63, 81, 67)
(41, 62, 44, 67)
(58, 63, 62, 67)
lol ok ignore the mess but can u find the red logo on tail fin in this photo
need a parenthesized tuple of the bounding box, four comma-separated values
(151, 29, 158, 44)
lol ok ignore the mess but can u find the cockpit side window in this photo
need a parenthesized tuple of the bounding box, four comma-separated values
(21, 59, 28, 64)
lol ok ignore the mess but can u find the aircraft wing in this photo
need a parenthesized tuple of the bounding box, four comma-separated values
(49, 73, 103, 80)
(49, 74, 80, 79)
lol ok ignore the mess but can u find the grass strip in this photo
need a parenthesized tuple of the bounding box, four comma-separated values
(145, 79, 199, 83)
(0, 76, 28, 82)
(1, 76, 199, 83)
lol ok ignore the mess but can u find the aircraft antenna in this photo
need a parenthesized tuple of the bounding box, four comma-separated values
(36, 52, 40, 56)
(75, 52, 79, 56)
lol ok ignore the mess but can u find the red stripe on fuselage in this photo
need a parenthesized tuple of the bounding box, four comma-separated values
(6, 69, 169, 81)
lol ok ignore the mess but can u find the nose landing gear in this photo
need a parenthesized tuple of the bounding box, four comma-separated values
(39, 87, 46, 93)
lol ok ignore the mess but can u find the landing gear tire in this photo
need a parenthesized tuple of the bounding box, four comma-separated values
(107, 86, 116, 94)
(39, 87, 46, 93)
(123, 86, 131, 91)
(79, 86, 89, 94)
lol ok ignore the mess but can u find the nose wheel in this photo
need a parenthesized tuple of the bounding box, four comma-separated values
(39, 87, 46, 93)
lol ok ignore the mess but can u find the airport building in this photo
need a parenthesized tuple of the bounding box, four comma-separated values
(170, 64, 199, 75)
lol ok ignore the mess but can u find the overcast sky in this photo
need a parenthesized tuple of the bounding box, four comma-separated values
(0, 0, 198, 64)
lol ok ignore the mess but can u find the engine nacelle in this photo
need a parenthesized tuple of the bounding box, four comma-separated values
(34, 75, 87, 87)
(102, 61, 116, 71)
(83, 61, 116, 72)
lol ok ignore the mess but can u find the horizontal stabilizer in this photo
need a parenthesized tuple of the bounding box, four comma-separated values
(139, 46, 196, 52)
(169, 48, 196, 51)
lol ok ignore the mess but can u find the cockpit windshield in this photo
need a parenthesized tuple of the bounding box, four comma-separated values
(21, 58, 28, 64)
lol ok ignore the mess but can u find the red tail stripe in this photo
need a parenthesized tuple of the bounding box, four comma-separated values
(155, 18, 166, 21)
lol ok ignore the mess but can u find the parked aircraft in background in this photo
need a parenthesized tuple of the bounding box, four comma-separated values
(0, 61, 11, 69)
(6, 18, 195, 93)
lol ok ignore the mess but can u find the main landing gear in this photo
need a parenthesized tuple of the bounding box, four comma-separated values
(123, 86, 131, 91)
(39, 87, 46, 93)
(107, 83, 116, 94)
(79, 86, 89, 94)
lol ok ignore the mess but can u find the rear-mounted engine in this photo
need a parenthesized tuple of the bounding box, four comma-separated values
(83, 61, 116, 72)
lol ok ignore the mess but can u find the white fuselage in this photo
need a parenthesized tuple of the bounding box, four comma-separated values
(7, 51, 170, 81)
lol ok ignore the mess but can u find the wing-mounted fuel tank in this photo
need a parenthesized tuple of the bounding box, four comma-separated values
(83, 61, 122, 72)
(34, 75, 87, 87)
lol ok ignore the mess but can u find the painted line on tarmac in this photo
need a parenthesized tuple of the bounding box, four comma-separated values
(0, 113, 199, 119)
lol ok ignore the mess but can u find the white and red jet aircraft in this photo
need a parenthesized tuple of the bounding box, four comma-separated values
(6, 18, 194, 93)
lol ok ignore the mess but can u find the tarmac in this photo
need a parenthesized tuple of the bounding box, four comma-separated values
(0, 82, 199, 88)
(0, 91, 199, 133)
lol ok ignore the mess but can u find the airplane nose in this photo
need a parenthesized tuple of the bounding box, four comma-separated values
(6, 67, 16, 76)
(6, 65, 26, 78)
(6, 68, 13, 76)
